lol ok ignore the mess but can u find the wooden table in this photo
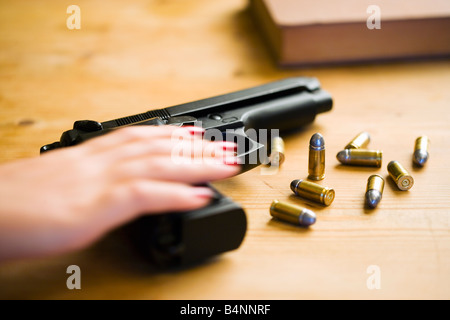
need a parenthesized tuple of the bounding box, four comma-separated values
(0, 0, 449, 299)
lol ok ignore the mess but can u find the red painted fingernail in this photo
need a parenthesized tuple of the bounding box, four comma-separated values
(185, 126, 205, 136)
(217, 141, 238, 151)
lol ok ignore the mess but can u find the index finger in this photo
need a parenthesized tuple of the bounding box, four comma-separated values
(82, 125, 202, 153)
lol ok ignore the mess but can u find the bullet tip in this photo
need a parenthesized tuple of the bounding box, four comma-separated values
(365, 190, 382, 208)
(299, 209, 317, 226)
(290, 179, 301, 194)
(336, 150, 348, 163)
(413, 150, 428, 166)
(310, 133, 324, 148)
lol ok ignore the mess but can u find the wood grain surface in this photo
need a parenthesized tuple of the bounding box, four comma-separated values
(0, 0, 449, 299)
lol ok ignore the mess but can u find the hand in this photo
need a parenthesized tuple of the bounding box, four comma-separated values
(0, 126, 240, 262)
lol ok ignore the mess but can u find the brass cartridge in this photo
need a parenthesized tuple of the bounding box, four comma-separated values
(270, 200, 316, 227)
(387, 160, 414, 191)
(336, 149, 382, 167)
(269, 136, 285, 167)
(308, 133, 325, 180)
(290, 179, 335, 206)
(365, 175, 385, 208)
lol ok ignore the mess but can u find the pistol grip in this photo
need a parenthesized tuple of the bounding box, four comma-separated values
(121, 185, 247, 268)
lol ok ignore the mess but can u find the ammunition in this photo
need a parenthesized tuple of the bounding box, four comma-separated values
(290, 179, 335, 206)
(345, 131, 371, 149)
(308, 133, 325, 180)
(336, 149, 382, 167)
(365, 175, 385, 208)
(387, 160, 414, 191)
(269, 136, 285, 167)
(413, 136, 429, 167)
(270, 200, 316, 227)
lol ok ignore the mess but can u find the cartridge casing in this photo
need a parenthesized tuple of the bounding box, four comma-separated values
(336, 149, 382, 167)
(308, 133, 325, 180)
(387, 161, 414, 191)
(345, 132, 371, 149)
(367, 174, 384, 193)
(270, 200, 316, 227)
(270, 136, 285, 167)
(290, 179, 335, 206)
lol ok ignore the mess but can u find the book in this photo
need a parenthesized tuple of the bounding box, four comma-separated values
(249, 0, 450, 67)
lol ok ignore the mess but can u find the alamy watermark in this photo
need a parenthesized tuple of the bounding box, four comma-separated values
(366, 265, 381, 290)
(67, 5, 81, 30)
(66, 265, 81, 289)
(367, 5, 381, 30)
(170, 125, 281, 175)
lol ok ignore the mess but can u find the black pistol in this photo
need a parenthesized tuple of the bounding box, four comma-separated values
(40, 77, 332, 267)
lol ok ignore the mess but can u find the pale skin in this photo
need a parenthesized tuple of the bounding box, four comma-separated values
(0, 126, 240, 262)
